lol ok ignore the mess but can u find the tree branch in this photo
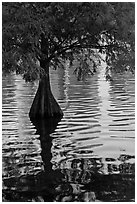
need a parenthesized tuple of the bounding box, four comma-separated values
(48, 39, 118, 62)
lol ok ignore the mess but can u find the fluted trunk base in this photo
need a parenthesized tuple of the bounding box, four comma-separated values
(29, 74, 63, 120)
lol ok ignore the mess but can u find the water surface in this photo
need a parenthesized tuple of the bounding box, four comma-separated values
(2, 62, 135, 202)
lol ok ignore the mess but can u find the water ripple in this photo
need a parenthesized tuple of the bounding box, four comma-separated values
(2, 66, 135, 201)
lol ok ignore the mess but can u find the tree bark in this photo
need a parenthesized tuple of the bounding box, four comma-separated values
(29, 63, 63, 120)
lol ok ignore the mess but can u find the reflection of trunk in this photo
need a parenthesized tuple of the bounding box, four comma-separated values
(32, 117, 62, 174)
(29, 63, 63, 119)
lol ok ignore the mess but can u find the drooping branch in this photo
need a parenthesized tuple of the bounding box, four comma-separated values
(48, 37, 118, 63)
(3, 2, 135, 80)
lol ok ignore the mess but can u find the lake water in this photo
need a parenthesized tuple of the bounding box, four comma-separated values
(2, 62, 135, 202)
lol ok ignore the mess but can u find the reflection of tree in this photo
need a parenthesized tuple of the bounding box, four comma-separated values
(33, 118, 60, 172)
(3, 117, 62, 202)
(58, 156, 134, 201)
(3, 117, 135, 202)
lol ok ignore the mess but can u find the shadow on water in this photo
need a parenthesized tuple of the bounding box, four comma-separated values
(3, 116, 135, 202)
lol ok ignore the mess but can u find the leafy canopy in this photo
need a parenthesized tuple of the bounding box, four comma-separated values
(2, 2, 135, 81)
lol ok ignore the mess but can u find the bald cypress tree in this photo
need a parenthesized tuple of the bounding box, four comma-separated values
(2, 2, 135, 119)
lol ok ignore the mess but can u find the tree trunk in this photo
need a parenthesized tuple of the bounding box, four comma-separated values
(29, 63, 63, 120)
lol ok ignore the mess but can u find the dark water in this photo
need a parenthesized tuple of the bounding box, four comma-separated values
(2, 62, 135, 202)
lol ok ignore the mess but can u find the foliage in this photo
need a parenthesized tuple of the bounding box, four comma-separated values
(2, 2, 135, 81)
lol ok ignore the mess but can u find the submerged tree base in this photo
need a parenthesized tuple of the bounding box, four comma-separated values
(29, 74, 63, 120)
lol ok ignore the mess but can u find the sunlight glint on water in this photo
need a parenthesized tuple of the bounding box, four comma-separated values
(2, 62, 135, 201)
